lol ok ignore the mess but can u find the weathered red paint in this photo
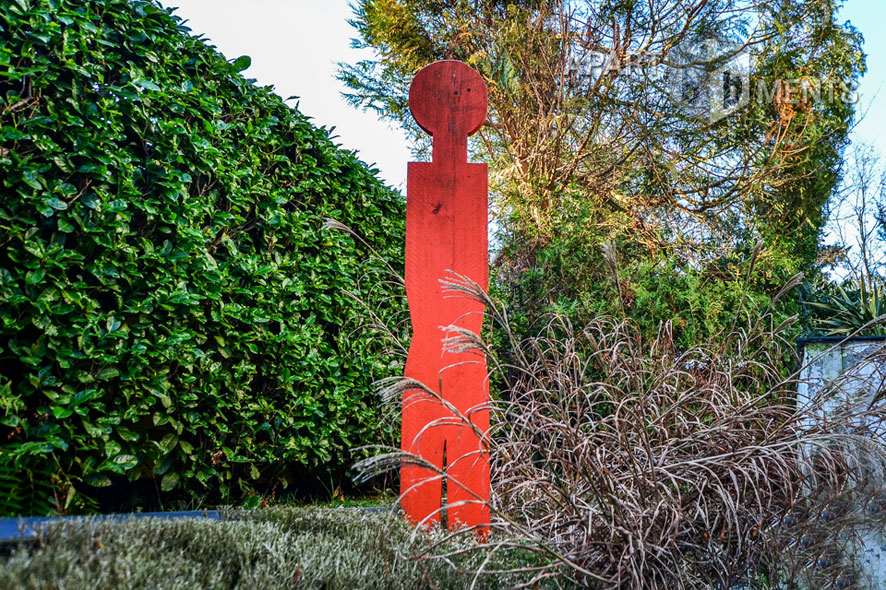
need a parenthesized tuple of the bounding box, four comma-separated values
(401, 60, 490, 529)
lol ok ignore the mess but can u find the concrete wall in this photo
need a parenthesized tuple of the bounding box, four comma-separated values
(798, 337, 886, 588)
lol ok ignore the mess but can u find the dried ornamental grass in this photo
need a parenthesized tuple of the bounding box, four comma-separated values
(355, 272, 886, 589)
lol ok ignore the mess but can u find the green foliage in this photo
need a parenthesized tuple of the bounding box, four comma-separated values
(0, 507, 541, 589)
(0, 460, 56, 518)
(491, 190, 803, 349)
(0, 0, 404, 514)
(807, 276, 886, 336)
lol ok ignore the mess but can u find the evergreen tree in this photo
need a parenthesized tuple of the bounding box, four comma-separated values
(340, 0, 864, 345)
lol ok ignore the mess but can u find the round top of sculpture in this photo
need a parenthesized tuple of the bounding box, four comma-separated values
(409, 61, 487, 139)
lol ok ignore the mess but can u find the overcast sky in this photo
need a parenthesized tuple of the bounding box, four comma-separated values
(166, 0, 886, 193)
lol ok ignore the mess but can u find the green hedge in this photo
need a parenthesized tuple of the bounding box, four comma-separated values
(0, 0, 404, 514)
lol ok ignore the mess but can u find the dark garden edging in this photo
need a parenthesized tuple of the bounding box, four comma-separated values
(0, 510, 221, 543)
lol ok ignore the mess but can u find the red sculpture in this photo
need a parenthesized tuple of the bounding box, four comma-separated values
(401, 60, 490, 529)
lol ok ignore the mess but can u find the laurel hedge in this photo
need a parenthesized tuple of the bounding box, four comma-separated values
(0, 0, 404, 514)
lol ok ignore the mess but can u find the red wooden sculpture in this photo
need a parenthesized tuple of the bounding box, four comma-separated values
(401, 61, 490, 529)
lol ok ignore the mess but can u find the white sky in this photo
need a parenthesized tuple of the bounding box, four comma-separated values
(166, 0, 410, 190)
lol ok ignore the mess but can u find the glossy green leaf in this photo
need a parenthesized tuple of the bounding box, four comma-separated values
(0, 0, 404, 515)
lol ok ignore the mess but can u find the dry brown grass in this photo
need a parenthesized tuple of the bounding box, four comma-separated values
(356, 272, 886, 589)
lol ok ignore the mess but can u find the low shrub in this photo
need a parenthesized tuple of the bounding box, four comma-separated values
(0, 0, 404, 515)
(0, 507, 538, 589)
